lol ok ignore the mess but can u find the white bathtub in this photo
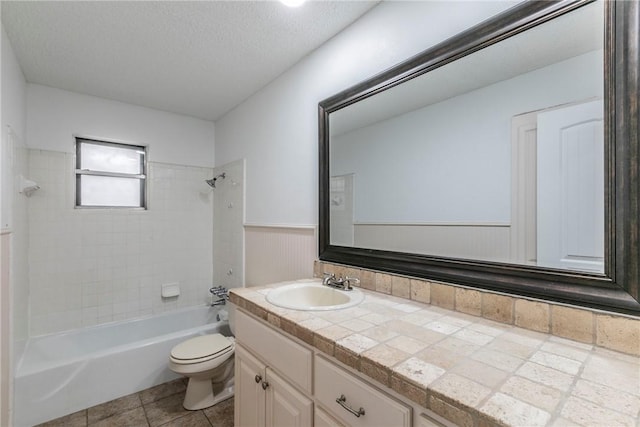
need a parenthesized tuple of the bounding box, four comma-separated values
(14, 305, 229, 427)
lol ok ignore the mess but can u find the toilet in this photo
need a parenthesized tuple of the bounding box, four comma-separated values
(169, 305, 236, 410)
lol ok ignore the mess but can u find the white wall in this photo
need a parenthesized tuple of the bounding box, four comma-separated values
(27, 84, 215, 167)
(214, 1, 517, 226)
(1, 22, 28, 427)
(331, 51, 603, 224)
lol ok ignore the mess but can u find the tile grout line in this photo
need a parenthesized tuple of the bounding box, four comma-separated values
(547, 346, 593, 426)
(140, 390, 152, 427)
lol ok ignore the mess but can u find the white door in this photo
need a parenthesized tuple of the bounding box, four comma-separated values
(265, 368, 313, 427)
(537, 100, 604, 272)
(510, 111, 539, 265)
(235, 345, 266, 427)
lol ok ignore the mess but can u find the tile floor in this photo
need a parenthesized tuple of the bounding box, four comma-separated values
(36, 378, 234, 427)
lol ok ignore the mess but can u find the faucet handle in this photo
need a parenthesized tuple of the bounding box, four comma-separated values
(344, 277, 360, 290)
(323, 272, 334, 283)
(210, 286, 229, 298)
(210, 286, 228, 307)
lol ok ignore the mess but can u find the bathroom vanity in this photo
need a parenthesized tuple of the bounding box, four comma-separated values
(231, 282, 640, 427)
(234, 307, 444, 427)
(235, 310, 313, 426)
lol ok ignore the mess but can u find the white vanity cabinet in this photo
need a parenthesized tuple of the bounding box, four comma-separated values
(235, 310, 313, 427)
(235, 345, 313, 427)
(235, 345, 266, 426)
(234, 309, 416, 427)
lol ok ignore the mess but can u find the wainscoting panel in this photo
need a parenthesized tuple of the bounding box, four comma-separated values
(244, 225, 317, 286)
(354, 223, 511, 263)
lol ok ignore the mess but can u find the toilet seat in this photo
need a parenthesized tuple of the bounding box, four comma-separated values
(170, 334, 234, 365)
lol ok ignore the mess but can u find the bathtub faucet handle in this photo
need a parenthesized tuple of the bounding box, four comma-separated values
(210, 286, 228, 306)
(209, 286, 228, 298)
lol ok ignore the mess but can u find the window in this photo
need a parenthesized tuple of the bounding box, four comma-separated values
(75, 138, 147, 208)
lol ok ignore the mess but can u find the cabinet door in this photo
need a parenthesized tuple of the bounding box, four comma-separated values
(235, 345, 266, 427)
(315, 407, 345, 427)
(265, 368, 313, 427)
(236, 309, 313, 393)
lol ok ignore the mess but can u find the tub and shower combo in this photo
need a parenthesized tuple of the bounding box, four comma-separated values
(14, 305, 230, 426)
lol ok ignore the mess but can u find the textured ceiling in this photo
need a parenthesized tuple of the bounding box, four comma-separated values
(2, 1, 378, 121)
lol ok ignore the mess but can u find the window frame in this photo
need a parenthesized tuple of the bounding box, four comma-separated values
(75, 137, 148, 209)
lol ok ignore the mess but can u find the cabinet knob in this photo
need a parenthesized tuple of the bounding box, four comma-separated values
(254, 374, 262, 384)
(261, 381, 270, 390)
(336, 394, 365, 418)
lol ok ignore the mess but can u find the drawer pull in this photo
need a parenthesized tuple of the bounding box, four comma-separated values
(336, 394, 365, 418)
(254, 374, 262, 384)
(262, 381, 270, 390)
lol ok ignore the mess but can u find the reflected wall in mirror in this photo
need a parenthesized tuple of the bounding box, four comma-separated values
(329, 1, 604, 273)
(319, 0, 640, 314)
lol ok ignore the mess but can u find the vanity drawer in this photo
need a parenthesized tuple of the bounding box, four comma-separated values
(315, 407, 345, 427)
(236, 310, 312, 393)
(315, 355, 411, 427)
(416, 411, 456, 427)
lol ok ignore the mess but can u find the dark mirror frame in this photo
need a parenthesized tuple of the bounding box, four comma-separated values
(319, 0, 640, 315)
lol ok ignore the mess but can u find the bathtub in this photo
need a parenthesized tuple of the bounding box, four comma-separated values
(14, 305, 230, 427)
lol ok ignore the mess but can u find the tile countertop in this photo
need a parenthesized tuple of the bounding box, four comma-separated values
(229, 281, 640, 427)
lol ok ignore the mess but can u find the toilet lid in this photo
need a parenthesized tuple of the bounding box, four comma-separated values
(171, 334, 232, 361)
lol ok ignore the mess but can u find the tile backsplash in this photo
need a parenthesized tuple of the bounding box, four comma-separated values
(27, 149, 214, 335)
(316, 261, 640, 356)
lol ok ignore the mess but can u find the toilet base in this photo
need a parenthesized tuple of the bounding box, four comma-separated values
(183, 377, 234, 411)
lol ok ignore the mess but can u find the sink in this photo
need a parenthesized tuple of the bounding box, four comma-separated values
(266, 281, 364, 311)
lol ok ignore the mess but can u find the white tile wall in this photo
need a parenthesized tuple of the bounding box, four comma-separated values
(12, 138, 30, 343)
(212, 159, 244, 290)
(27, 149, 214, 335)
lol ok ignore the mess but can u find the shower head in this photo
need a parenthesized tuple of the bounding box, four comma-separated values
(206, 172, 226, 188)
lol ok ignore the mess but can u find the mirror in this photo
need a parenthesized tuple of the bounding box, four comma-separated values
(319, 0, 640, 314)
(330, 1, 604, 273)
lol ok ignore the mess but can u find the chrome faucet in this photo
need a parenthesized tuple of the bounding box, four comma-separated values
(322, 273, 359, 291)
(209, 286, 228, 306)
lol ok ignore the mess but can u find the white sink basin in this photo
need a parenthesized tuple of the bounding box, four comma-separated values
(266, 281, 364, 311)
